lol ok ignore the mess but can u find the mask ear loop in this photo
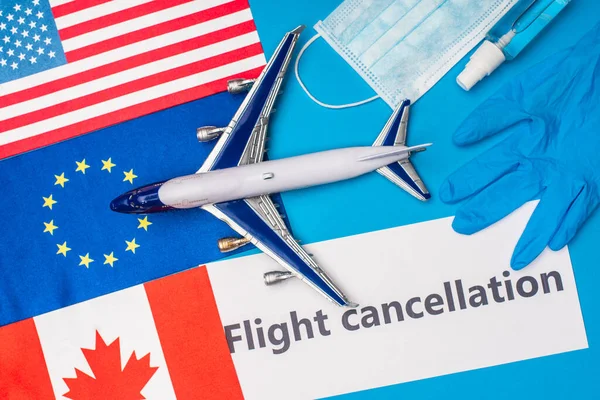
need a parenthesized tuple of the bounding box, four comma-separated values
(294, 33, 380, 109)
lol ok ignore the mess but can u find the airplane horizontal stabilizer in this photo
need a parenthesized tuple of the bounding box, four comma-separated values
(372, 98, 431, 201)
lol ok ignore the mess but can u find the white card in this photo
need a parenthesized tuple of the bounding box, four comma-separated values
(207, 203, 588, 399)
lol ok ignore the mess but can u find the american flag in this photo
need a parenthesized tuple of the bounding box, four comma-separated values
(0, 0, 266, 159)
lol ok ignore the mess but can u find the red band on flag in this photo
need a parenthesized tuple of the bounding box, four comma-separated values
(51, 0, 113, 19)
(0, 319, 55, 399)
(58, 0, 195, 41)
(145, 266, 243, 400)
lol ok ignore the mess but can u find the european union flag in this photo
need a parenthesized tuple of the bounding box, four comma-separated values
(0, 92, 283, 326)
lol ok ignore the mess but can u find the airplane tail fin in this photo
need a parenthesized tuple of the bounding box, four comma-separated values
(372, 99, 431, 201)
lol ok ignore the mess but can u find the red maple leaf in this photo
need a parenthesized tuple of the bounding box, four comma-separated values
(63, 331, 159, 400)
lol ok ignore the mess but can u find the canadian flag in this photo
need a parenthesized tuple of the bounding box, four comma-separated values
(0, 267, 242, 400)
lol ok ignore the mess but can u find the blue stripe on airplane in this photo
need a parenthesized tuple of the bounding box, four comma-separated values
(386, 162, 431, 200)
(210, 34, 296, 171)
(214, 199, 347, 306)
(381, 100, 410, 147)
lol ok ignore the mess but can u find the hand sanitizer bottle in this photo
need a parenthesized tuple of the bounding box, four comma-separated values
(457, 0, 571, 91)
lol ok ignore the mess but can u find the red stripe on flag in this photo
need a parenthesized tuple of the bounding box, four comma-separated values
(0, 44, 263, 133)
(57, 0, 195, 41)
(0, 20, 257, 108)
(0, 66, 263, 159)
(0, 319, 55, 399)
(51, 0, 113, 19)
(65, 0, 251, 62)
(145, 266, 244, 400)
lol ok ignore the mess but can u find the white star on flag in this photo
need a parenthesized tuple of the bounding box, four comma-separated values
(28, 21, 36, 29)
(0, 59, 6, 67)
(15, 39, 21, 47)
(14, 4, 21, 12)
(0, 23, 6, 30)
(7, 48, 14, 56)
(11, 27, 18, 34)
(6, 14, 14, 22)
(48, 50, 55, 58)
(36, 46, 43, 55)
(39, 24, 47, 32)
(33, 33, 39, 41)
(21, 29, 28, 37)
(0, 46, 3, 52)
(33, 0, 40, 5)
(17, 17, 25, 25)
(36, 11, 43, 19)
(29, 55, 36, 64)
(2, 36, 10, 43)
(18, 53, 25, 60)
(25, 8, 32, 16)
(10, 61, 17, 69)
(43, 37, 51, 45)
(25, 42, 32, 51)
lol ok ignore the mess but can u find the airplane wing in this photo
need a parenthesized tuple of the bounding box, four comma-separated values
(202, 196, 357, 307)
(197, 26, 304, 173)
(197, 26, 356, 307)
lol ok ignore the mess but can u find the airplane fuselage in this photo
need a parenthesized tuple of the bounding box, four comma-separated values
(110, 146, 411, 214)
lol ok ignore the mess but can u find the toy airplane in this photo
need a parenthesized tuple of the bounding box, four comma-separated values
(110, 26, 431, 308)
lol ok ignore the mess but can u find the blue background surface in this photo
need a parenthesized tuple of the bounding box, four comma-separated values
(245, 0, 600, 398)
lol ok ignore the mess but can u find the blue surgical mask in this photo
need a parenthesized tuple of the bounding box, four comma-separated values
(295, 0, 518, 109)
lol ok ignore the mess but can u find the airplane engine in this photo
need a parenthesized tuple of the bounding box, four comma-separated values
(264, 270, 294, 285)
(227, 78, 256, 94)
(217, 237, 250, 252)
(196, 126, 225, 142)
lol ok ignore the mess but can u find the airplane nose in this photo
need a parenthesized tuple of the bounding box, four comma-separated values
(110, 193, 132, 213)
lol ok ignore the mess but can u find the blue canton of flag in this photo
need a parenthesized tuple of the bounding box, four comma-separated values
(0, 0, 65, 83)
(0, 92, 288, 326)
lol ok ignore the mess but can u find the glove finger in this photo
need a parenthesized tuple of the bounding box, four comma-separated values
(453, 95, 528, 146)
(439, 137, 520, 204)
(452, 169, 542, 235)
(511, 183, 584, 270)
(549, 185, 599, 251)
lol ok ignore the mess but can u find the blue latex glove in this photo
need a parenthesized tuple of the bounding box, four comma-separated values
(440, 22, 600, 270)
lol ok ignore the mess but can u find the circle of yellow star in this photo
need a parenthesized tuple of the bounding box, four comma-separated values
(56, 241, 71, 257)
(103, 252, 118, 267)
(78, 253, 94, 268)
(101, 158, 116, 173)
(137, 216, 152, 231)
(125, 238, 140, 254)
(123, 169, 138, 184)
(75, 159, 90, 174)
(54, 172, 69, 188)
(43, 220, 58, 235)
(43, 194, 57, 210)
